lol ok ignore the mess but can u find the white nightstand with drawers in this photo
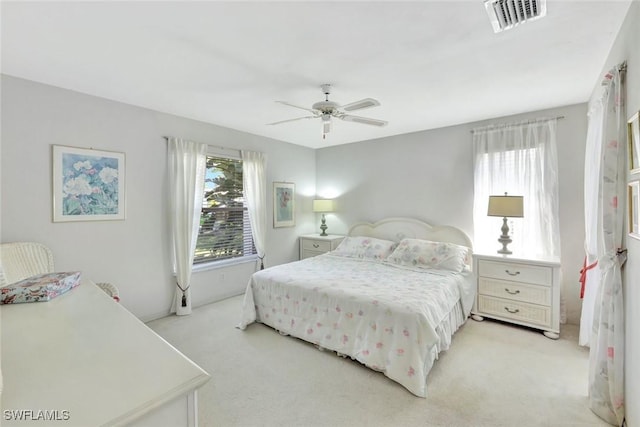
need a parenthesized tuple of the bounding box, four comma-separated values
(471, 253, 561, 339)
(299, 234, 344, 260)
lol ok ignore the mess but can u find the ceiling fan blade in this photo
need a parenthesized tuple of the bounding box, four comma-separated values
(339, 98, 380, 112)
(275, 100, 317, 114)
(339, 114, 388, 127)
(266, 116, 316, 126)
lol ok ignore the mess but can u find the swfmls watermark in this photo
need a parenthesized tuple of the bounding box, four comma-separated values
(3, 409, 71, 422)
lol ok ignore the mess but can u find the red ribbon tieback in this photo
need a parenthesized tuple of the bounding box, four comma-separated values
(579, 256, 598, 299)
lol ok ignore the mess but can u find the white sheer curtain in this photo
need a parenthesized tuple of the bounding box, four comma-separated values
(168, 137, 207, 316)
(580, 64, 626, 426)
(241, 150, 267, 269)
(579, 84, 606, 347)
(472, 119, 561, 258)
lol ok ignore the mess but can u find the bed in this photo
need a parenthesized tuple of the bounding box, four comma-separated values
(238, 218, 474, 397)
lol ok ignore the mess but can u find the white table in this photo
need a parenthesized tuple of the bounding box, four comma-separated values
(1, 280, 210, 426)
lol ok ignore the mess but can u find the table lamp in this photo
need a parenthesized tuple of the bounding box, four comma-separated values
(487, 193, 524, 254)
(313, 199, 334, 236)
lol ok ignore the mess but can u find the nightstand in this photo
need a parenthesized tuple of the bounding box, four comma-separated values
(299, 234, 344, 260)
(471, 253, 561, 339)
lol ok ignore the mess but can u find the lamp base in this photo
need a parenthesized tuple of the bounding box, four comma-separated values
(319, 214, 328, 236)
(497, 217, 512, 254)
(497, 239, 513, 254)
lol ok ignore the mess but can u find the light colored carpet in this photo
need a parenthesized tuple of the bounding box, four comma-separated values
(147, 295, 608, 427)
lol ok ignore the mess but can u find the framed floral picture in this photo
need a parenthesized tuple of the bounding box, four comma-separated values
(273, 182, 295, 227)
(629, 181, 640, 240)
(52, 145, 126, 222)
(628, 111, 640, 174)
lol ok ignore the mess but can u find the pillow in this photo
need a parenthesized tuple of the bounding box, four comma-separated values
(385, 238, 471, 272)
(332, 236, 397, 261)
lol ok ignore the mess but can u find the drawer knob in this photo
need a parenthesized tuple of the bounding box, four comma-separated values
(505, 270, 520, 276)
(504, 288, 520, 295)
(313, 243, 320, 248)
(504, 307, 520, 314)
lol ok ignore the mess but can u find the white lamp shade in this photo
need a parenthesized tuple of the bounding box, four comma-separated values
(313, 199, 334, 213)
(487, 195, 524, 217)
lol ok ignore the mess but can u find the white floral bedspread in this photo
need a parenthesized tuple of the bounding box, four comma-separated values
(238, 254, 475, 397)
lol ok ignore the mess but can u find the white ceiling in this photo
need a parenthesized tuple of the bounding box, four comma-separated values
(0, 1, 632, 149)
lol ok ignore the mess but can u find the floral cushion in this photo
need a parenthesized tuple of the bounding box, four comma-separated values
(331, 236, 397, 261)
(386, 238, 471, 272)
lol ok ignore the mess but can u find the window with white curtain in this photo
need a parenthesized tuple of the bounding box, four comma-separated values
(194, 154, 256, 265)
(472, 119, 560, 258)
(474, 148, 537, 250)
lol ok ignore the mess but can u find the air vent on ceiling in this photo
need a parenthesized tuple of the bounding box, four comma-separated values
(484, 0, 547, 33)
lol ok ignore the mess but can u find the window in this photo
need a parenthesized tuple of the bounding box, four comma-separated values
(474, 148, 537, 252)
(472, 119, 560, 258)
(194, 155, 256, 265)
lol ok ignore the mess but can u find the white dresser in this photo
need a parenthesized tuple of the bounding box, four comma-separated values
(471, 253, 561, 339)
(1, 280, 210, 426)
(299, 234, 344, 259)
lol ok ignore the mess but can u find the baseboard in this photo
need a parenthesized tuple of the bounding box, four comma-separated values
(193, 291, 245, 309)
(140, 309, 172, 323)
(141, 291, 245, 324)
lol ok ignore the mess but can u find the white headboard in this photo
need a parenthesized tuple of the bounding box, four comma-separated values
(348, 217, 473, 249)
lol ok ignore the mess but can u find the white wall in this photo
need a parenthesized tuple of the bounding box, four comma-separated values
(317, 103, 588, 326)
(594, 2, 640, 425)
(0, 75, 317, 321)
(316, 124, 474, 236)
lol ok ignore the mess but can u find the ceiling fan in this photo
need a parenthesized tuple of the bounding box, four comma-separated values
(267, 84, 388, 139)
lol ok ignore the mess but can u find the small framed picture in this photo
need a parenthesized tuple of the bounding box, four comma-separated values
(628, 181, 640, 240)
(628, 111, 640, 174)
(52, 145, 126, 222)
(273, 182, 295, 228)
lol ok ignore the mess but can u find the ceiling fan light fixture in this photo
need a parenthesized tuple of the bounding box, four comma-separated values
(322, 119, 331, 139)
(312, 100, 339, 113)
(484, 0, 547, 33)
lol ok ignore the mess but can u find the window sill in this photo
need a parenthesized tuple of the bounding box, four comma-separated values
(191, 255, 259, 274)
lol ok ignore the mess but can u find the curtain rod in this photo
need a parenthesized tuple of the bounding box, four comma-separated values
(162, 136, 243, 155)
(471, 115, 564, 133)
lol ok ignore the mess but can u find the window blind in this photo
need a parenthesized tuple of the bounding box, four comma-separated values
(194, 156, 256, 265)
